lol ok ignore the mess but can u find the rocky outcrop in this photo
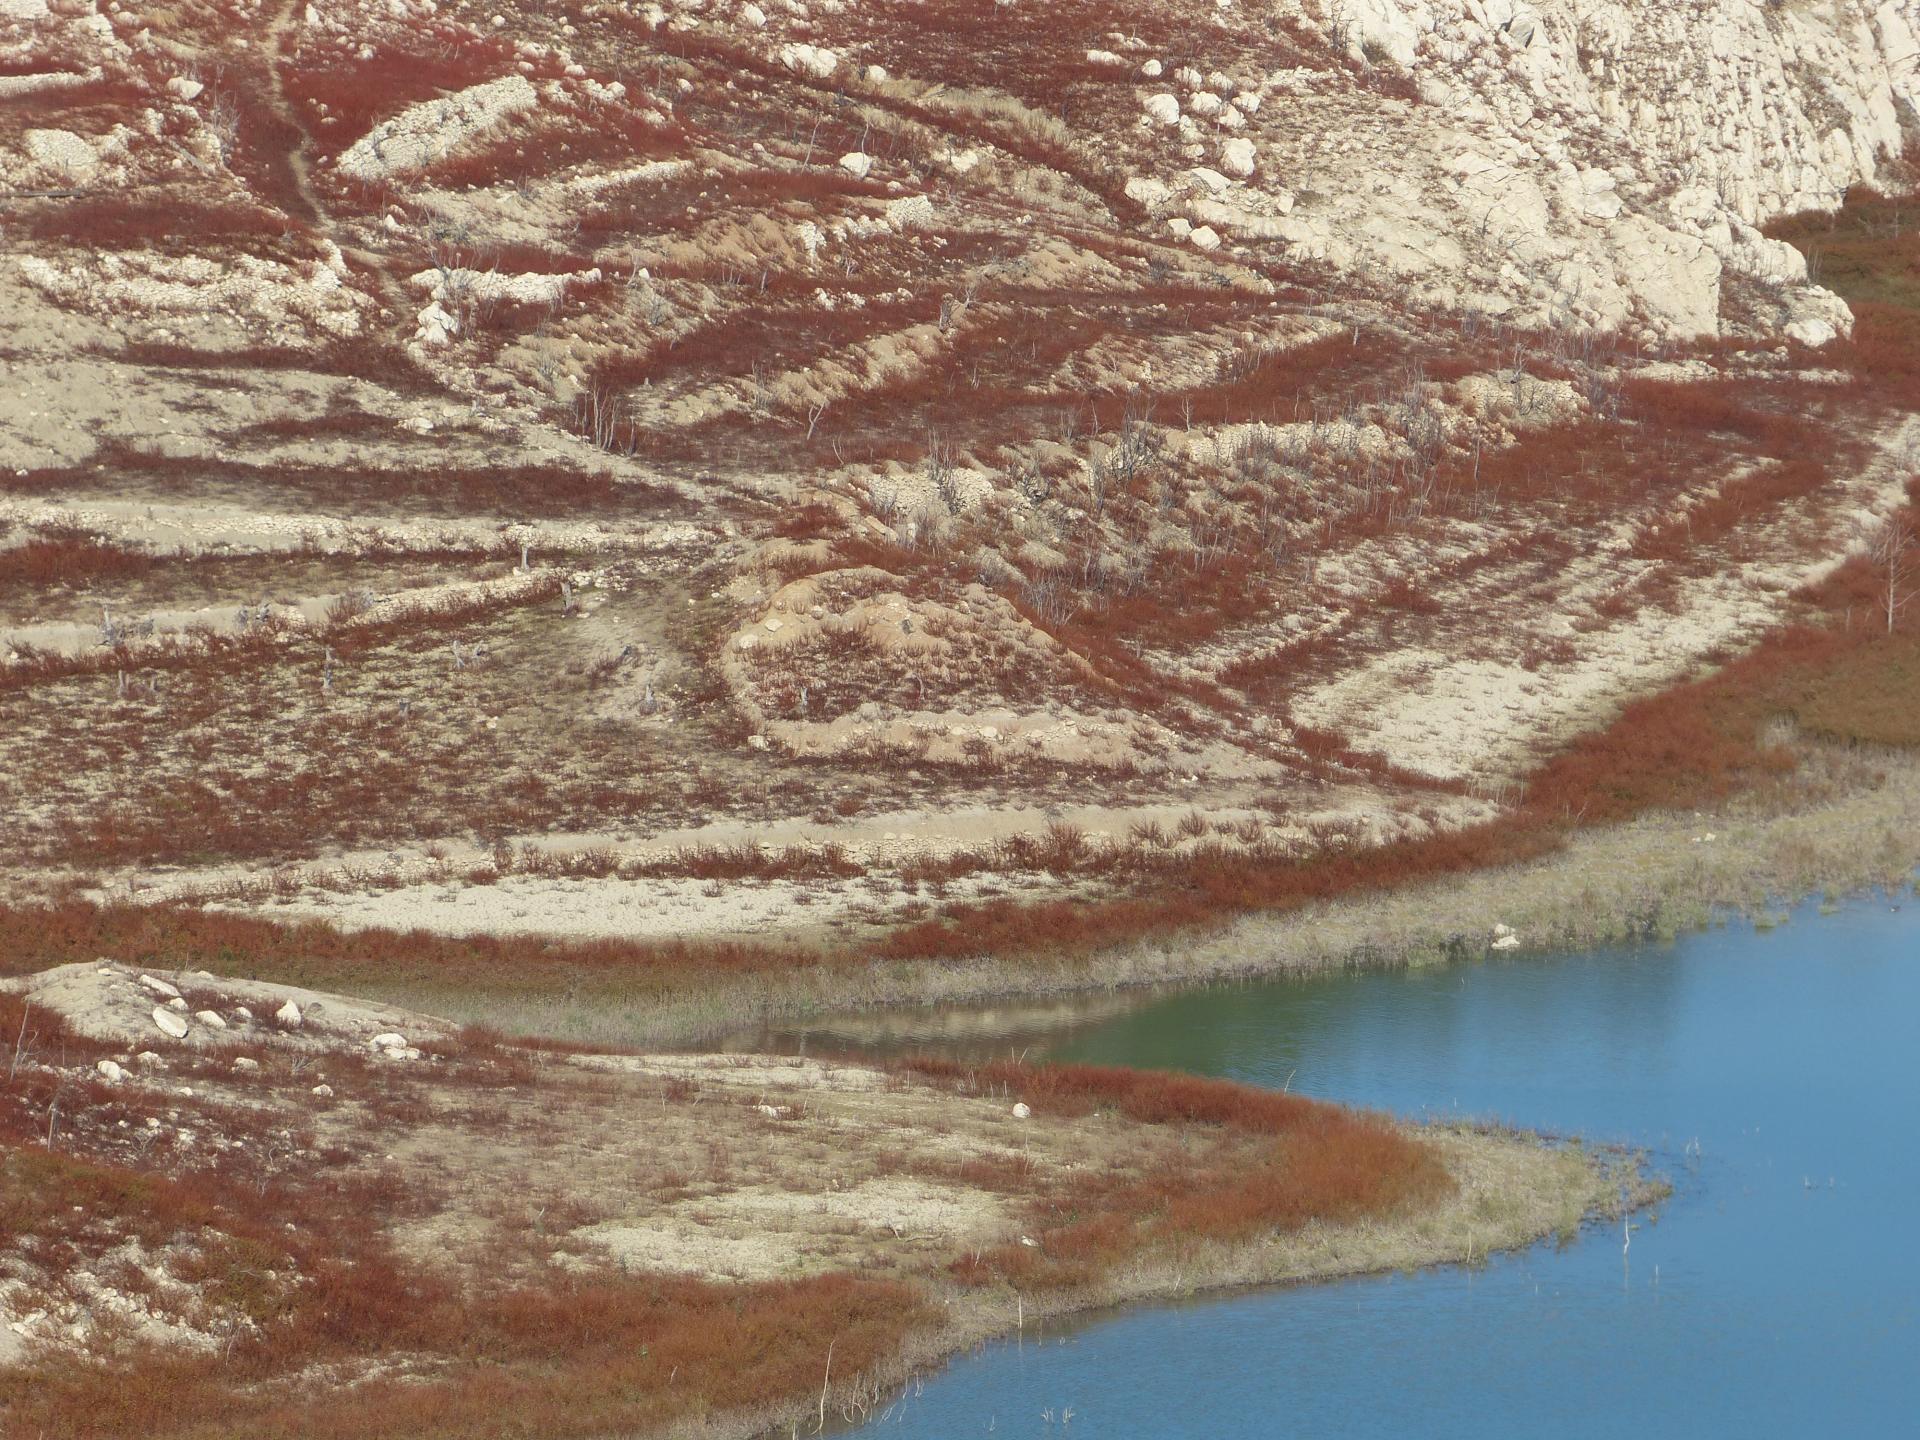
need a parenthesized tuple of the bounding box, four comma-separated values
(1194, 0, 1920, 339)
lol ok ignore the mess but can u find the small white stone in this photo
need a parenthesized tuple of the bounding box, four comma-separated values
(233, 1007, 253, 1022)
(194, 1010, 227, 1029)
(138, 975, 181, 1000)
(837, 151, 872, 179)
(1011, 1102, 1032, 1119)
(369, 1032, 408, 1049)
(1188, 225, 1222, 251)
(152, 1007, 189, 1039)
(233, 1057, 260, 1072)
(1142, 93, 1180, 126)
(166, 997, 188, 1012)
(275, 1000, 303, 1029)
(311, 1083, 334, 1098)
(95, 1060, 126, 1083)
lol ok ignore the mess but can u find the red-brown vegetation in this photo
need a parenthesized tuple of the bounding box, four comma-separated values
(901, 1058, 1450, 1291)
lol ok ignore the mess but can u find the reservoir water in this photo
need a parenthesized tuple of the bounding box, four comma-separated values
(767, 894, 1918, 1438)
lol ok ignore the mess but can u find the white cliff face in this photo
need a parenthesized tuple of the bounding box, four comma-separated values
(1150, 0, 1920, 340)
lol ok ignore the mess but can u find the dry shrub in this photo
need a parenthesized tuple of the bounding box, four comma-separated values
(0, 530, 153, 591)
(25, 196, 293, 249)
(0, 898, 826, 999)
(0, 1142, 929, 1440)
(903, 1058, 1450, 1292)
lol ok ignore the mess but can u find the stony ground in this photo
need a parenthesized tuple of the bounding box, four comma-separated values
(0, 959, 1652, 1435)
(2, 0, 1917, 943)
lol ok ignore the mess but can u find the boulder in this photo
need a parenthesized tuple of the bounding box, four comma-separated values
(95, 1060, 126, 1083)
(1220, 137, 1256, 178)
(275, 1000, 303, 1029)
(837, 151, 872, 180)
(1142, 93, 1180, 126)
(1125, 176, 1172, 206)
(138, 975, 181, 1000)
(194, 1010, 227, 1029)
(1011, 1102, 1032, 1119)
(152, 1007, 189, 1039)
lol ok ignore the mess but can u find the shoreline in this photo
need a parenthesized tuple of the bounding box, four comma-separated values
(0, 964, 1661, 1439)
(336, 745, 1920, 1052)
(714, 1126, 1663, 1440)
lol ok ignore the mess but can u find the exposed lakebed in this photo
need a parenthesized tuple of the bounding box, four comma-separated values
(752, 894, 1919, 1438)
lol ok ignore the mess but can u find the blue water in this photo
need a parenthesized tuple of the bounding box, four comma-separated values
(832, 896, 1919, 1438)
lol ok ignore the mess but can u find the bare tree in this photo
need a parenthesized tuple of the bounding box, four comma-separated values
(1870, 514, 1914, 634)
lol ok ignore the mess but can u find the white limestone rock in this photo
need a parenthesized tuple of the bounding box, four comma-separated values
(275, 1000, 303, 1029)
(138, 975, 181, 1000)
(1125, 176, 1172, 206)
(95, 1060, 126, 1082)
(336, 74, 538, 181)
(1220, 137, 1256, 178)
(1142, 93, 1180, 126)
(25, 129, 97, 178)
(837, 151, 872, 179)
(152, 1008, 189, 1039)
(778, 43, 838, 79)
(194, 1010, 227, 1030)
